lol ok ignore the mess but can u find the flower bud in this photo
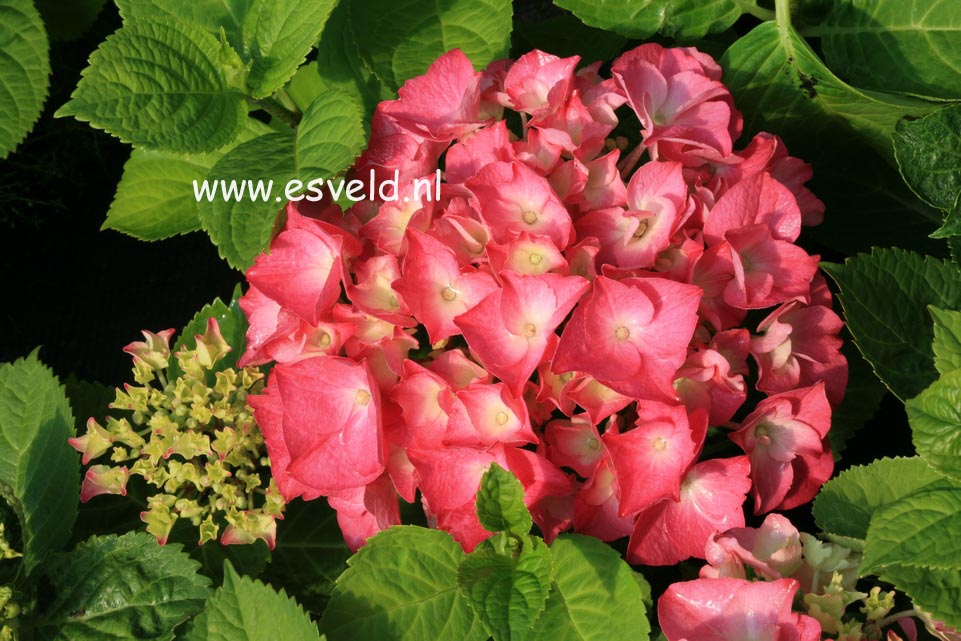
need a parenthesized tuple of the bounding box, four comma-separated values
(80, 465, 129, 502)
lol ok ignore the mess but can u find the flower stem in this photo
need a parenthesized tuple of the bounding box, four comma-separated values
(775, 0, 792, 32)
(252, 97, 301, 128)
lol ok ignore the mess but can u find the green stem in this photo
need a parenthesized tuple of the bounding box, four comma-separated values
(877, 609, 918, 628)
(775, 0, 792, 32)
(252, 96, 301, 128)
(736, 0, 776, 22)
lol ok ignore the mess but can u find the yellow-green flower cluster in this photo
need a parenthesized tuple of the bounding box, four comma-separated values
(70, 319, 283, 549)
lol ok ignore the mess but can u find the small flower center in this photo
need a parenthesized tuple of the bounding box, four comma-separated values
(523, 323, 537, 337)
(441, 286, 458, 301)
(355, 389, 371, 406)
(316, 331, 331, 347)
(522, 210, 539, 224)
(528, 252, 543, 265)
(495, 411, 509, 425)
(652, 436, 667, 451)
(586, 436, 599, 451)
(632, 219, 650, 239)
(614, 325, 630, 341)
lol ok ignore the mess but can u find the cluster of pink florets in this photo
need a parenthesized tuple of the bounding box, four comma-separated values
(239, 44, 848, 564)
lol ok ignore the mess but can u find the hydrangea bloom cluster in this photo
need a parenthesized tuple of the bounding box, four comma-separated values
(658, 514, 922, 641)
(69, 320, 284, 548)
(240, 43, 847, 558)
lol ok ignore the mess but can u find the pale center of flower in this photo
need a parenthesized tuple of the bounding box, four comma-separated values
(559, 372, 575, 383)
(355, 389, 371, 406)
(316, 331, 332, 347)
(528, 252, 543, 265)
(586, 436, 599, 451)
(441, 286, 458, 301)
(614, 325, 630, 341)
(652, 436, 668, 451)
(387, 294, 399, 309)
(523, 323, 537, 337)
(632, 219, 651, 239)
(495, 411, 509, 425)
(522, 210, 539, 224)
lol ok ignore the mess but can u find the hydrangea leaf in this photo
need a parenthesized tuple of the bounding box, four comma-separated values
(821, 248, 961, 400)
(458, 534, 553, 641)
(55, 18, 247, 154)
(167, 284, 248, 379)
(197, 132, 295, 270)
(240, 0, 338, 98)
(315, 0, 393, 132)
(36, 531, 212, 640)
(0, 0, 50, 159)
(260, 499, 351, 616)
(512, 13, 628, 63)
(475, 464, 532, 538)
(862, 482, 961, 574)
(813, 457, 947, 541)
(907, 370, 961, 480)
(104, 119, 272, 242)
(348, 0, 512, 91)
(893, 104, 961, 239)
(529, 534, 651, 641)
(873, 564, 961, 630)
(722, 20, 943, 255)
(185, 561, 321, 641)
(820, 0, 961, 100)
(0, 350, 79, 574)
(296, 90, 366, 178)
(930, 307, 961, 375)
(320, 526, 487, 641)
(114, 0, 254, 48)
(553, 0, 749, 41)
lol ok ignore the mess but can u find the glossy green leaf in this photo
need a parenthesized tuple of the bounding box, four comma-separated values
(908, 370, 961, 480)
(296, 90, 366, 178)
(320, 526, 487, 641)
(114, 0, 254, 48)
(930, 306, 961, 375)
(185, 561, 321, 641)
(821, 0, 961, 100)
(822, 248, 961, 400)
(0, 0, 50, 159)
(37, 532, 211, 640)
(873, 564, 961, 630)
(349, 0, 512, 90)
(458, 535, 553, 641)
(553, 0, 757, 41)
(0, 350, 79, 574)
(56, 18, 247, 153)
(813, 457, 947, 541)
(168, 285, 248, 379)
(475, 464, 532, 538)
(529, 535, 650, 641)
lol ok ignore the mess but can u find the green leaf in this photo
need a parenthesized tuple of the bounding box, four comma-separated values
(185, 561, 321, 641)
(862, 482, 961, 573)
(821, 248, 961, 400)
(34, 0, 106, 41)
(260, 498, 351, 616)
(349, 0, 513, 91)
(37, 531, 212, 640)
(722, 21, 935, 166)
(240, 0, 338, 98)
(512, 13, 627, 63)
(115, 0, 255, 48)
(315, 0, 393, 131)
(0, 0, 50, 159)
(198, 132, 294, 270)
(296, 91, 366, 178)
(931, 306, 961, 375)
(56, 18, 247, 154)
(104, 119, 272, 241)
(820, 0, 961, 100)
(168, 284, 248, 379)
(553, 0, 750, 41)
(813, 457, 947, 541)
(320, 526, 487, 641)
(530, 534, 651, 641)
(0, 350, 79, 574)
(458, 534, 553, 641)
(872, 564, 961, 630)
(475, 464, 532, 538)
(894, 104, 961, 216)
(285, 62, 324, 113)
(908, 370, 961, 480)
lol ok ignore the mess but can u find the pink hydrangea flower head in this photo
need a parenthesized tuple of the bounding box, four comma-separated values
(730, 383, 833, 513)
(701, 513, 804, 580)
(543, 415, 605, 478)
(659, 577, 821, 641)
(503, 50, 580, 117)
(327, 474, 401, 552)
